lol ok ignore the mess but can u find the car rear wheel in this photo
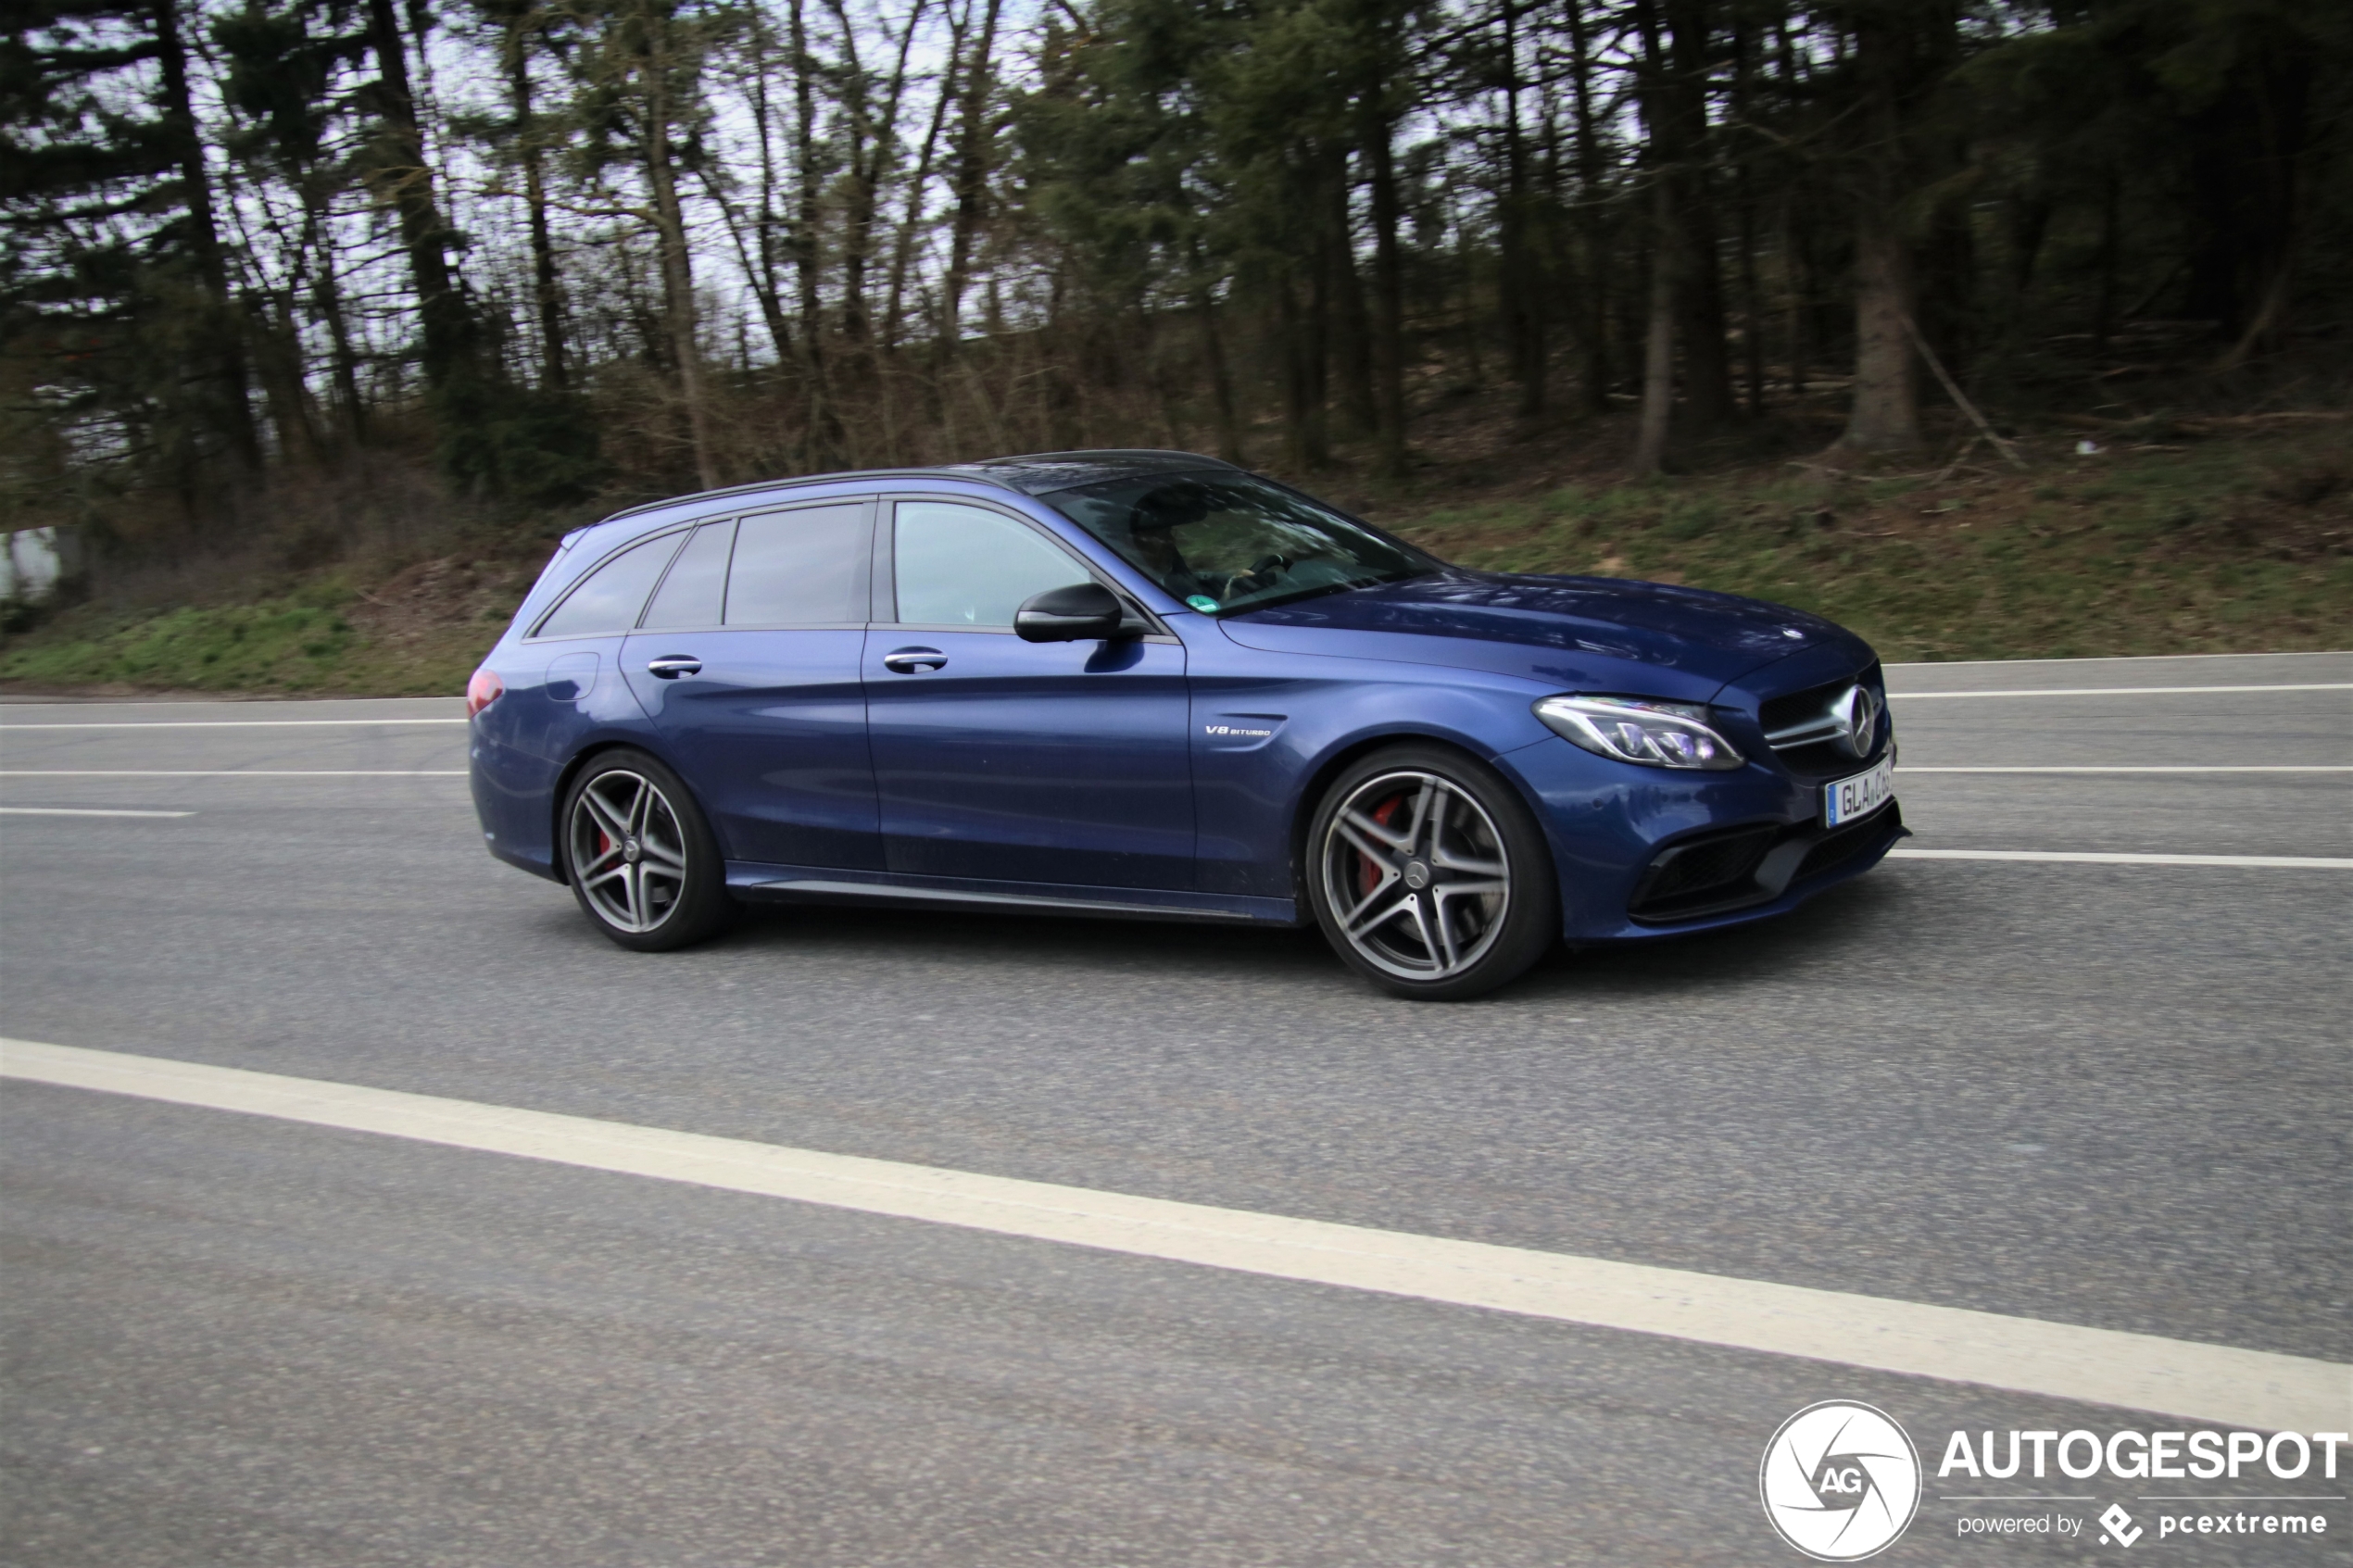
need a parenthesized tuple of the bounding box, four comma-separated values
(561, 749, 734, 951)
(1305, 744, 1559, 1000)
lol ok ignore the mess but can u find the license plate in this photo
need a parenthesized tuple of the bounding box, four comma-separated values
(1824, 757, 1895, 826)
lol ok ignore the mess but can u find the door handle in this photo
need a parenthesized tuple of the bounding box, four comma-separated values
(882, 648, 948, 674)
(645, 656, 702, 679)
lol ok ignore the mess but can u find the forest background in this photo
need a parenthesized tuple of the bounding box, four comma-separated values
(2, 0, 2347, 694)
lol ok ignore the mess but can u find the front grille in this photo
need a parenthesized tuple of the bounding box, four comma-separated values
(1755, 662, 1886, 781)
(1758, 674, 1859, 738)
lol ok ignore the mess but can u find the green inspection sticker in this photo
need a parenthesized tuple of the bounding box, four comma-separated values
(1186, 595, 1221, 612)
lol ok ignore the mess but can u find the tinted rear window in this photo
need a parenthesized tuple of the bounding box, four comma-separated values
(534, 533, 685, 639)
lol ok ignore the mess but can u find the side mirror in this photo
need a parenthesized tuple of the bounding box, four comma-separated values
(1015, 582, 1127, 643)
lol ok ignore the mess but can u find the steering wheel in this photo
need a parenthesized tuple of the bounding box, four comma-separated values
(1235, 553, 1290, 592)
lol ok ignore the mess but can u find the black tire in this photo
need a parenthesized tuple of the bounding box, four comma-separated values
(1303, 743, 1559, 1000)
(560, 748, 736, 952)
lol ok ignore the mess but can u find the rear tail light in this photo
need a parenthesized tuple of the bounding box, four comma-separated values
(466, 667, 505, 718)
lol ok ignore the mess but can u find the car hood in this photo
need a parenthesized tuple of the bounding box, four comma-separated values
(1214, 572, 1866, 697)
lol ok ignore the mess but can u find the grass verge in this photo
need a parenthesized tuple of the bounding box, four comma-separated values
(2, 425, 2344, 696)
(1390, 427, 2348, 662)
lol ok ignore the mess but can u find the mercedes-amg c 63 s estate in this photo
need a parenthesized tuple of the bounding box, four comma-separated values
(467, 450, 1903, 999)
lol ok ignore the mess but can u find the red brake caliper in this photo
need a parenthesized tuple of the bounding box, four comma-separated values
(1359, 796, 1404, 897)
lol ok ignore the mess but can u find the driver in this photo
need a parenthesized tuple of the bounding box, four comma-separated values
(1129, 524, 1217, 600)
(1126, 483, 1224, 602)
(1123, 480, 1298, 606)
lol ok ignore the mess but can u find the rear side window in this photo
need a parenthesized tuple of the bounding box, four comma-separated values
(640, 520, 736, 630)
(725, 504, 868, 625)
(894, 502, 1088, 627)
(534, 533, 685, 639)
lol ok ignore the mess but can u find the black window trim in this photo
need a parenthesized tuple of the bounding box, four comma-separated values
(877, 492, 1174, 641)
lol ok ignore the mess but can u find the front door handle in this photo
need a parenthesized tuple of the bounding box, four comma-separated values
(646, 656, 702, 680)
(882, 648, 948, 674)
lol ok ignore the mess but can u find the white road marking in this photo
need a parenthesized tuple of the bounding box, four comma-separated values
(1900, 766, 2351, 774)
(0, 718, 466, 730)
(1890, 848, 2353, 869)
(1886, 650, 2348, 668)
(1888, 684, 2350, 699)
(0, 770, 465, 778)
(3, 1038, 2342, 1434)
(0, 807, 194, 819)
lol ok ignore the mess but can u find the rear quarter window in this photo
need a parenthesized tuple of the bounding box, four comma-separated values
(532, 533, 686, 639)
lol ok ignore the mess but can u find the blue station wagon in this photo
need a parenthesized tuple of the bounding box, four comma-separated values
(468, 450, 1903, 999)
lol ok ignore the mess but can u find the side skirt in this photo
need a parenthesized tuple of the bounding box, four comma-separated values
(724, 862, 1301, 927)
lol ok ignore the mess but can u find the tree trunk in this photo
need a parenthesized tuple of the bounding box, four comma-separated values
(313, 228, 367, 444)
(2183, 53, 2312, 366)
(1841, 207, 1920, 452)
(506, 19, 568, 388)
(1632, 188, 1679, 475)
(361, 0, 473, 398)
(640, 11, 718, 490)
(1278, 275, 1328, 470)
(745, 6, 793, 362)
(1665, 0, 1731, 433)
(1566, 0, 1611, 415)
(154, 0, 259, 467)
(1301, 210, 1332, 465)
(1732, 9, 1764, 416)
(1831, 1, 1937, 454)
(1631, 0, 1679, 471)
(1330, 153, 1376, 440)
(785, 0, 837, 460)
(940, 0, 1003, 359)
(1366, 113, 1408, 478)
(1195, 287, 1246, 465)
(883, 12, 958, 355)
(1497, 0, 1543, 418)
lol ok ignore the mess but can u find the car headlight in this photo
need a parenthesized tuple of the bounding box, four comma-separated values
(1533, 695, 1746, 771)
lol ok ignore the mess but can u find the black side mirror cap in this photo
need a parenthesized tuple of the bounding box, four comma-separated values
(1015, 582, 1127, 643)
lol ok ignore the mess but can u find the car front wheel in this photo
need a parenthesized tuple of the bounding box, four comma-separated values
(560, 749, 735, 951)
(1305, 744, 1559, 1000)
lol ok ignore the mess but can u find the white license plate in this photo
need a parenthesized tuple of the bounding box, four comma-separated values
(1824, 757, 1895, 826)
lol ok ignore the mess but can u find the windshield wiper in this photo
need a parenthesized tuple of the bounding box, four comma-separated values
(1227, 570, 1431, 615)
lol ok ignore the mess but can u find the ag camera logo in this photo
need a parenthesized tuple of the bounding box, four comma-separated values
(1761, 1400, 1923, 1561)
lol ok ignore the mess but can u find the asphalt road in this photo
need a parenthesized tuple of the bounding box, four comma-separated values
(2, 650, 2347, 1566)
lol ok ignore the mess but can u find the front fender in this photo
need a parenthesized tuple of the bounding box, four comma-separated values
(1183, 629, 1555, 900)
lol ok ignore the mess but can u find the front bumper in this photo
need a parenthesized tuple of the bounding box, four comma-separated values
(1496, 734, 1906, 943)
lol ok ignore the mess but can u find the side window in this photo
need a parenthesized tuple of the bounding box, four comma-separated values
(894, 502, 1089, 627)
(640, 519, 735, 630)
(533, 533, 685, 640)
(724, 504, 868, 625)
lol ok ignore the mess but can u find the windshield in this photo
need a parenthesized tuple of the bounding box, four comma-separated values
(1046, 471, 1440, 616)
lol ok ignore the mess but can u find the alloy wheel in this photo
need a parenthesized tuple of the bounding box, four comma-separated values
(1317, 769, 1513, 981)
(568, 769, 690, 934)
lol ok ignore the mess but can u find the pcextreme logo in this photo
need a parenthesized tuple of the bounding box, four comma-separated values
(1760, 1401, 1924, 1561)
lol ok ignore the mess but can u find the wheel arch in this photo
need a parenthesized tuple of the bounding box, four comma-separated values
(548, 736, 713, 884)
(1283, 727, 1541, 907)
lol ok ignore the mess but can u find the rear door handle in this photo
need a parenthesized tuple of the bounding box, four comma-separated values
(645, 656, 702, 679)
(882, 648, 948, 674)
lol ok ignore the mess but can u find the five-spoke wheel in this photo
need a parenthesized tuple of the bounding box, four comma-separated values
(1306, 745, 1558, 999)
(561, 750, 734, 950)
